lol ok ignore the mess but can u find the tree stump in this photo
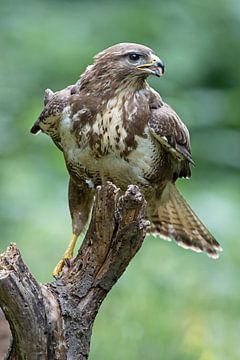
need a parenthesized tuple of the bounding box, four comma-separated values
(0, 183, 148, 359)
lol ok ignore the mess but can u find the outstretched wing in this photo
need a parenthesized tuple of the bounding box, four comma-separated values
(148, 92, 194, 179)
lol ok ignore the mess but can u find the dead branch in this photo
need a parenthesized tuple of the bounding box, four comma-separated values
(0, 183, 148, 359)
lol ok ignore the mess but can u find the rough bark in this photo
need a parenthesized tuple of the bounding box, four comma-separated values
(0, 183, 148, 359)
(0, 310, 11, 358)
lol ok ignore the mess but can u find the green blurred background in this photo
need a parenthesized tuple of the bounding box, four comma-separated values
(0, 0, 240, 359)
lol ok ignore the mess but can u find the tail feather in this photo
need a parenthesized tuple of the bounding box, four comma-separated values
(149, 184, 222, 258)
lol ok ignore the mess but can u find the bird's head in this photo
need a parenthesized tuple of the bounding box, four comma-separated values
(78, 43, 165, 95)
(91, 43, 165, 84)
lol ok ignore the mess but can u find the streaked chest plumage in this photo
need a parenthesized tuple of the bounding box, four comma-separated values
(59, 89, 164, 190)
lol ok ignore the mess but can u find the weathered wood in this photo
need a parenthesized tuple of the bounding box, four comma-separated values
(0, 310, 12, 359)
(0, 245, 48, 359)
(0, 183, 148, 359)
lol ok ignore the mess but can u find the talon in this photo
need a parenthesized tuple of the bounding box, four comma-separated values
(52, 234, 78, 277)
(52, 259, 65, 278)
(65, 258, 71, 268)
(52, 254, 73, 278)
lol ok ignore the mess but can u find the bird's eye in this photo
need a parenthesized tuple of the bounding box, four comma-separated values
(128, 53, 141, 62)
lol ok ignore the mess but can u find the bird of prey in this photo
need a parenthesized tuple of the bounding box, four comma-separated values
(31, 43, 222, 276)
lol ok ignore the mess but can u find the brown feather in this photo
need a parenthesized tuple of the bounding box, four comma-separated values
(30, 85, 75, 137)
(149, 97, 194, 178)
(31, 43, 222, 260)
(149, 183, 222, 258)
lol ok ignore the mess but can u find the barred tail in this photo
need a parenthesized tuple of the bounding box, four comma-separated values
(149, 183, 222, 258)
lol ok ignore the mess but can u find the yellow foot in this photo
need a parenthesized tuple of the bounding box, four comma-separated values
(52, 234, 78, 278)
(52, 257, 71, 278)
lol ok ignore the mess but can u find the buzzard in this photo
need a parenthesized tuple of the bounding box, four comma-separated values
(31, 43, 222, 276)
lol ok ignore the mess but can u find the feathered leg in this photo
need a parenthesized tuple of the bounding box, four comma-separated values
(52, 178, 94, 277)
(149, 183, 222, 258)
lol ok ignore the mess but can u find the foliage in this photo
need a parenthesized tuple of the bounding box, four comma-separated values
(0, 0, 239, 359)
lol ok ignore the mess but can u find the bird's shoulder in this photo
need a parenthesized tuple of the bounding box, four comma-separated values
(148, 89, 194, 177)
(30, 85, 76, 134)
(68, 91, 99, 122)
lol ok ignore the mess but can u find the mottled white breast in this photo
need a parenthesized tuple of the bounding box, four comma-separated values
(92, 96, 128, 155)
(59, 91, 158, 188)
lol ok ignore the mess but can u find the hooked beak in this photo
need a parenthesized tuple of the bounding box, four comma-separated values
(137, 54, 165, 77)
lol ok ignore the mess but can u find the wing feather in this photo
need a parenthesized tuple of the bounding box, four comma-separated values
(30, 85, 76, 151)
(148, 92, 194, 178)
